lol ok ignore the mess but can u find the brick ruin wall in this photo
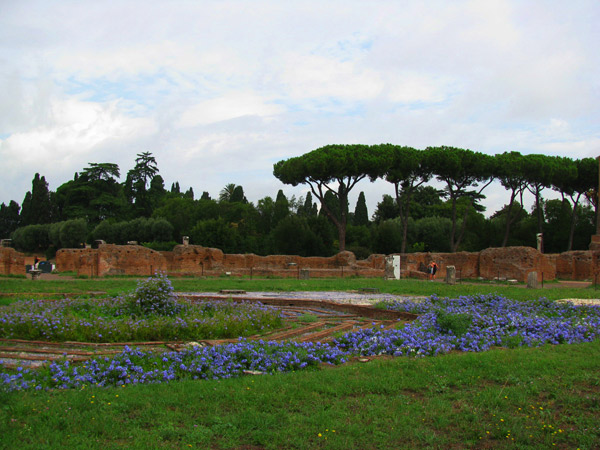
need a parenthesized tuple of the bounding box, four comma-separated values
(0, 247, 25, 276)
(36, 244, 599, 282)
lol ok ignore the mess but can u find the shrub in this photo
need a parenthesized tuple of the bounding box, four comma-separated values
(59, 219, 88, 248)
(126, 272, 185, 317)
(435, 311, 473, 337)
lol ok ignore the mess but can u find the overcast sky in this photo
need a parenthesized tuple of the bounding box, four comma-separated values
(1, 0, 599, 217)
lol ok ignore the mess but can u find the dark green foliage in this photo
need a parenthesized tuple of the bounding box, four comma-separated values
(59, 219, 88, 248)
(230, 185, 247, 203)
(3, 146, 596, 257)
(435, 310, 473, 337)
(20, 173, 54, 225)
(124, 152, 160, 217)
(0, 200, 20, 238)
(372, 194, 400, 223)
(273, 190, 290, 226)
(346, 224, 371, 249)
(424, 147, 495, 251)
(543, 199, 572, 253)
(372, 219, 403, 254)
(91, 218, 174, 245)
(353, 191, 369, 226)
(271, 216, 330, 256)
(413, 216, 452, 252)
(190, 218, 241, 253)
(274, 144, 391, 250)
(297, 191, 318, 217)
(55, 163, 126, 224)
(11, 223, 51, 252)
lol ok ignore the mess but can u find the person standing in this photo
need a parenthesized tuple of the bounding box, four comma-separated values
(428, 261, 438, 281)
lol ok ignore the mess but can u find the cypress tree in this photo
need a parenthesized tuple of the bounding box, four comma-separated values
(353, 191, 369, 226)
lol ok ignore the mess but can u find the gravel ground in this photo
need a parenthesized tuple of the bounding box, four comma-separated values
(179, 291, 428, 306)
(181, 291, 600, 307)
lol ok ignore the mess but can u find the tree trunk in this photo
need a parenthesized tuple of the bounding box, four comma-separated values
(567, 193, 581, 252)
(449, 197, 458, 252)
(501, 191, 518, 247)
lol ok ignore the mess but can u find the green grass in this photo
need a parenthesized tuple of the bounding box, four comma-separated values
(1, 277, 599, 448)
(1, 275, 599, 302)
(1, 340, 599, 449)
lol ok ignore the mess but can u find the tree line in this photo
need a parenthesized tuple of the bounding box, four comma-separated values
(0, 146, 597, 258)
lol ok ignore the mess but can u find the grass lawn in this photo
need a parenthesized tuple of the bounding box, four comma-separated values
(1, 275, 599, 449)
(1, 341, 599, 449)
(1, 275, 599, 302)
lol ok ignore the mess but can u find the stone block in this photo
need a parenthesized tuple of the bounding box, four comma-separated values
(527, 272, 538, 289)
(445, 265, 456, 285)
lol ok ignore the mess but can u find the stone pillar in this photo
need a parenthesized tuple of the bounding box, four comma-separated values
(597, 156, 600, 235)
(299, 269, 310, 280)
(445, 265, 456, 285)
(527, 271, 538, 289)
(385, 255, 401, 280)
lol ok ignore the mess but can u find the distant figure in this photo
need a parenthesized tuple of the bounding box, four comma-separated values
(34, 256, 40, 269)
(428, 261, 438, 281)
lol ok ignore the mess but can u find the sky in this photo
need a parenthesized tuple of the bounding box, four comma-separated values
(1, 0, 599, 218)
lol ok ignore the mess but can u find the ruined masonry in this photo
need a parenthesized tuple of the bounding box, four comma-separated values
(1, 243, 598, 281)
(35, 244, 599, 281)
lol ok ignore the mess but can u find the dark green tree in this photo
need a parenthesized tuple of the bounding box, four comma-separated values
(383, 145, 431, 253)
(297, 192, 318, 217)
(522, 154, 574, 251)
(190, 218, 241, 253)
(424, 147, 495, 252)
(55, 163, 125, 224)
(274, 144, 389, 251)
(230, 185, 247, 203)
(495, 152, 528, 247)
(219, 184, 237, 202)
(153, 197, 201, 241)
(184, 187, 194, 200)
(0, 201, 20, 238)
(553, 157, 597, 251)
(373, 194, 400, 223)
(124, 152, 159, 217)
(20, 173, 55, 225)
(353, 191, 369, 226)
(273, 190, 290, 226)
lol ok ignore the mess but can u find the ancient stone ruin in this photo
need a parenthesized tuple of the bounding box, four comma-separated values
(1, 243, 598, 282)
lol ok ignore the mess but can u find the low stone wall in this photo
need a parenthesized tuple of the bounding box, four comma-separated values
(44, 244, 600, 281)
(56, 244, 167, 277)
(555, 251, 594, 281)
(0, 247, 25, 276)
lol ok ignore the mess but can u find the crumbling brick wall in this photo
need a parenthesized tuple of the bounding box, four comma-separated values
(478, 247, 555, 282)
(0, 247, 25, 276)
(52, 244, 595, 281)
(57, 244, 167, 277)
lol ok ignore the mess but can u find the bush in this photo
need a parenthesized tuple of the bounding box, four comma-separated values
(11, 224, 51, 252)
(435, 311, 473, 337)
(125, 273, 185, 317)
(59, 219, 88, 248)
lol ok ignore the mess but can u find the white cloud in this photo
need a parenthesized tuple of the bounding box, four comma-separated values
(0, 0, 598, 218)
(281, 53, 384, 101)
(177, 92, 284, 127)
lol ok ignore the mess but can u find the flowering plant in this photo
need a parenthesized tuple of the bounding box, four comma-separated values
(126, 272, 185, 317)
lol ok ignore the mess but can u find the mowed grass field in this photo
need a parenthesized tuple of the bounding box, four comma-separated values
(1, 275, 599, 449)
